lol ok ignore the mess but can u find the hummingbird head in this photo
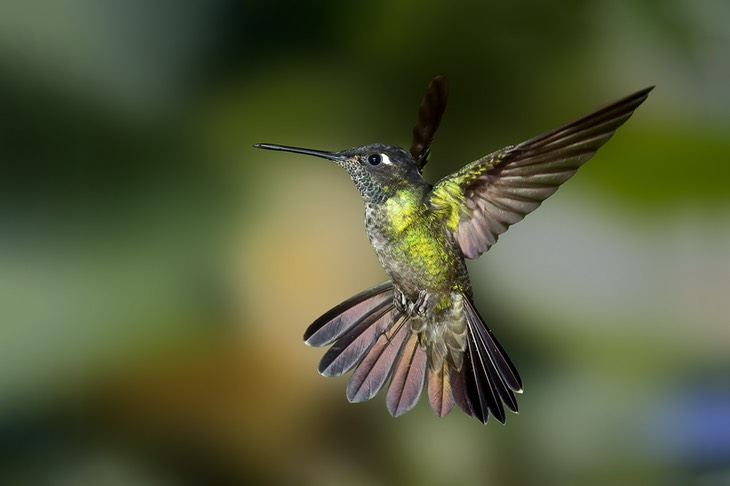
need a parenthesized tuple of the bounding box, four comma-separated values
(255, 142, 426, 204)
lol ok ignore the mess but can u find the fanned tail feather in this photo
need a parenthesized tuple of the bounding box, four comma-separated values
(427, 363, 455, 417)
(315, 300, 394, 377)
(461, 294, 522, 424)
(451, 365, 473, 416)
(347, 310, 408, 403)
(304, 283, 522, 424)
(387, 331, 428, 416)
(305, 281, 394, 346)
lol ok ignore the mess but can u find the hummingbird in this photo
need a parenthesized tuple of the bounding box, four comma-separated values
(255, 76, 651, 424)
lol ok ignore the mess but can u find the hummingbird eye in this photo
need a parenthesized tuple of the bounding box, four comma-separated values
(367, 153, 382, 166)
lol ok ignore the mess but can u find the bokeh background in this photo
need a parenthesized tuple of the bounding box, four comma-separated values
(2, 0, 729, 484)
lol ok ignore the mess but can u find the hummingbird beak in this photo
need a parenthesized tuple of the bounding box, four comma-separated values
(254, 143, 345, 162)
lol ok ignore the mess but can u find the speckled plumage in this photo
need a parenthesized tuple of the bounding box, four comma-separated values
(255, 76, 652, 424)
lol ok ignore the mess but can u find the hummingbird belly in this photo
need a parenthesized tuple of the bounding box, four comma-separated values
(365, 194, 470, 309)
(365, 191, 473, 370)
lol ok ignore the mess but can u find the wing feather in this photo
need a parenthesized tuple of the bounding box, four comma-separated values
(428, 87, 653, 259)
(410, 75, 449, 171)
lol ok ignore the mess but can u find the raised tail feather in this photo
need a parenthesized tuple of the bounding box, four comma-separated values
(304, 282, 521, 424)
(462, 296, 522, 423)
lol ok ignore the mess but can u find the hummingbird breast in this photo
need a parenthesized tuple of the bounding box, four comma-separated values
(365, 191, 469, 299)
(364, 189, 473, 371)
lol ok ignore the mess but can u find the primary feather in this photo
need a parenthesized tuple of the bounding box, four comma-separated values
(430, 86, 653, 258)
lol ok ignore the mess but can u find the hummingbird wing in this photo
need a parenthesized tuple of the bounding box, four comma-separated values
(428, 87, 653, 259)
(410, 75, 449, 172)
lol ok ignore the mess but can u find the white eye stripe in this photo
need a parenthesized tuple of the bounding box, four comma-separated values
(381, 154, 392, 165)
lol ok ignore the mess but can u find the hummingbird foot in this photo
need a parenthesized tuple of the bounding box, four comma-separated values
(394, 288, 429, 317)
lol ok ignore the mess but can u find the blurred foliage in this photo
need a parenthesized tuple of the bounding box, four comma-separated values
(1, 0, 729, 484)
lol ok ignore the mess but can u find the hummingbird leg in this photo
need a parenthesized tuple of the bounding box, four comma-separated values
(393, 288, 408, 312)
(392, 287, 430, 335)
(393, 288, 429, 316)
(380, 310, 408, 347)
(407, 290, 430, 337)
(405, 290, 429, 317)
(415, 291, 430, 314)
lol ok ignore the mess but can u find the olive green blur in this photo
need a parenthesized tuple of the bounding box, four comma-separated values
(1, 1, 729, 485)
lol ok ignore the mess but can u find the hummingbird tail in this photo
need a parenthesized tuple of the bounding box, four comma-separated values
(461, 295, 523, 424)
(304, 281, 397, 376)
(303, 283, 523, 423)
(426, 361, 471, 417)
(304, 282, 429, 415)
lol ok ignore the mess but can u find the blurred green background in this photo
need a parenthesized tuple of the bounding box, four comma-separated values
(1, 0, 729, 484)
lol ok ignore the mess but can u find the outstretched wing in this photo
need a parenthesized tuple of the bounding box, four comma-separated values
(410, 75, 449, 172)
(428, 87, 653, 259)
